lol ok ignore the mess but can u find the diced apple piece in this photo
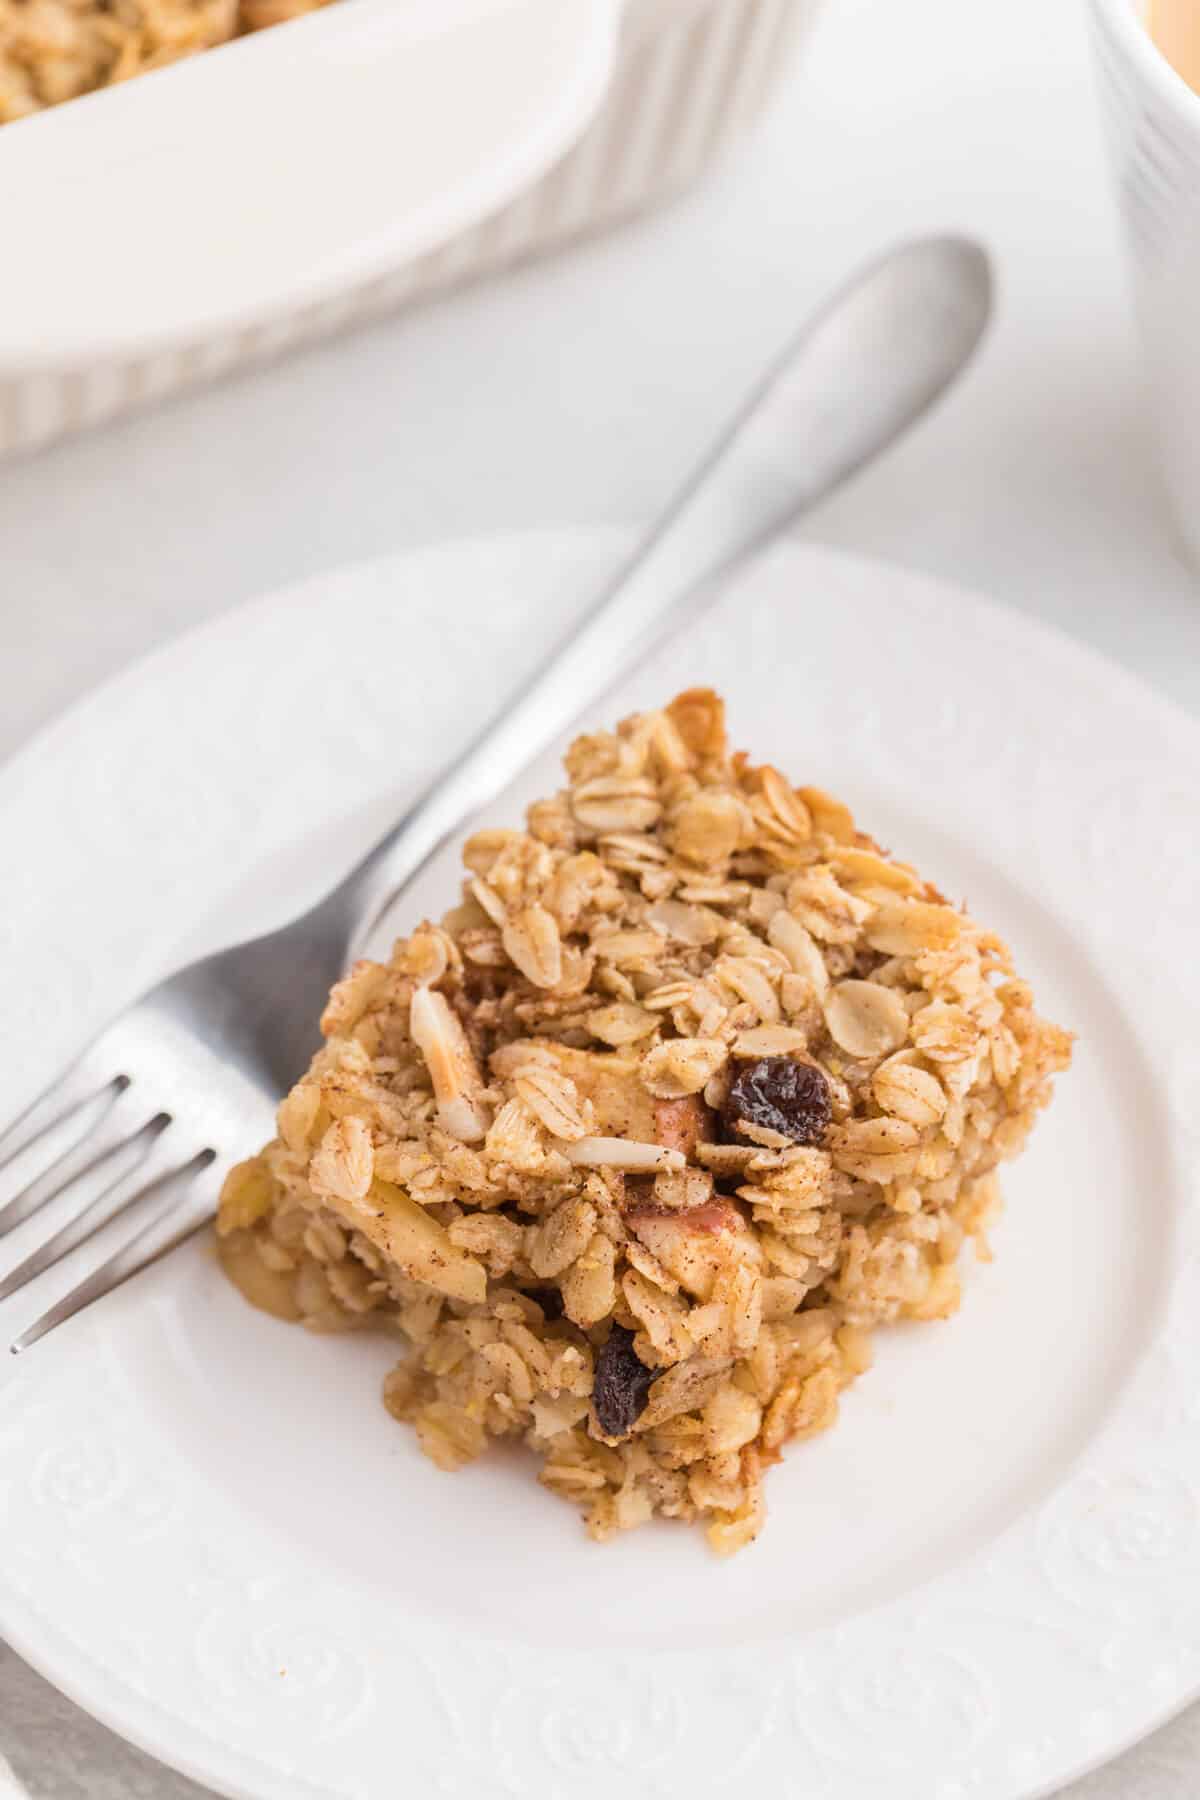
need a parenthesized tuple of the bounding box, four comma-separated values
(653, 1094, 711, 1158)
(339, 1178, 486, 1305)
(625, 1200, 760, 1300)
(492, 1041, 659, 1141)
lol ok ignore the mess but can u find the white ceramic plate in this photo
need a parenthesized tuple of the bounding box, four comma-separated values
(1, 532, 1198, 1800)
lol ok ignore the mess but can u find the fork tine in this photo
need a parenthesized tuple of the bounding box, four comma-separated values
(10, 1154, 216, 1354)
(0, 1069, 126, 1175)
(0, 1085, 159, 1240)
(0, 1116, 173, 1304)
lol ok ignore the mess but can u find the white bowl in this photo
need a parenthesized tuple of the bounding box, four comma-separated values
(1090, 0, 1200, 570)
(0, 0, 820, 457)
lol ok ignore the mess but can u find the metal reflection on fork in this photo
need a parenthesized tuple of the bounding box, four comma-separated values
(0, 235, 993, 1354)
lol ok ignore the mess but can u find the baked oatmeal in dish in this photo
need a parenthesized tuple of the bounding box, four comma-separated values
(0, 0, 331, 123)
(218, 690, 1072, 1554)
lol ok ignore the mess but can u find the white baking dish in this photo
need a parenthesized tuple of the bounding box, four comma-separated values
(0, 0, 819, 456)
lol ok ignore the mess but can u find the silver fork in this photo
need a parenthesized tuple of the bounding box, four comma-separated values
(0, 236, 992, 1353)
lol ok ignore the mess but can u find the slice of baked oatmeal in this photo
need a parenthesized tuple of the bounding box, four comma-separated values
(217, 690, 1072, 1553)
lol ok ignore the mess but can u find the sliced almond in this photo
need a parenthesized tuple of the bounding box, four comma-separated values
(565, 1136, 685, 1173)
(409, 986, 488, 1142)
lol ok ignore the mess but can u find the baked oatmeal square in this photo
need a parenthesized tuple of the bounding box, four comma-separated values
(218, 689, 1072, 1553)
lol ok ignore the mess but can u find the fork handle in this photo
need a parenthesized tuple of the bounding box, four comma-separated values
(326, 236, 991, 958)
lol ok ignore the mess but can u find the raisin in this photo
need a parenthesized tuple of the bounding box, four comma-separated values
(592, 1324, 655, 1439)
(721, 1056, 831, 1147)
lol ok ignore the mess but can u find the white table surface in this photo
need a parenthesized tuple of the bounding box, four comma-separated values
(2, 0, 1198, 1793)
